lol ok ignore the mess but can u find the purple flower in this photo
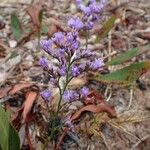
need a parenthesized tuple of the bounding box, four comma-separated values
(80, 87, 89, 98)
(49, 78, 57, 85)
(71, 41, 79, 50)
(81, 49, 94, 57)
(68, 17, 84, 31)
(76, 0, 81, 5)
(71, 65, 80, 77)
(40, 39, 53, 52)
(39, 57, 48, 68)
(53, 32, 65, 44)
(85, 21, 94, 30)
(63, 116, 74, 130)
(78, 63, 87, 71)
(41, 89, 52, 102)
(63, 90, 79, 102)
(66, 32, 75, 44)
(90, 58, 104, 70)
(58, 65, 66, 76)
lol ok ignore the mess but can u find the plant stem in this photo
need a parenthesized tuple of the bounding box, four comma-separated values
(85, 30, 89, 49)
(56, 56, 73, 115)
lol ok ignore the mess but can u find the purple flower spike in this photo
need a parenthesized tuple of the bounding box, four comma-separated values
(39, 57, 48, 68)
(90, 58, 104, 70)
(71, 65, 80, 77)
(41, 89, 52, 102)
(68, 17, 84, 31)
(80, 87, 89, 98)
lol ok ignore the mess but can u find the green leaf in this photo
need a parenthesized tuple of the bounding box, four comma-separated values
(11, 12, 22, 40)
(41, 26, 49, 35)
(0, 105, 9, 150)
(0, 105, 20, 150)
(38, 9, 43, 24)
(9, 124, 20, 150)
(106, 45, 150, 66)
(93, 61, 150, 85)
(95, 15, 117, 43)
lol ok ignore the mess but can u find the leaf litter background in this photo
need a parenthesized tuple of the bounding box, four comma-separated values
(0, 0, 150, 149)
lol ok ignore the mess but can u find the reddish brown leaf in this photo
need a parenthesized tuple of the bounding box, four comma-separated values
(23, 91, 38, 122)
(0, 87, 11, 99)
(25, 123, 34, 150)
(84, 91, 104, 105)
(56, 127, 69, 150)
(26, 5, 42, 27)
(9, 83, 32, 95)
(138, 32, 150, 41)
(71, 103, 116, 121)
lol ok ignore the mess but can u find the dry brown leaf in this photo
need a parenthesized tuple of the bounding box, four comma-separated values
(22, 91, 38, 122)
(0, 87, 11, 99)
(9, 83, 32, 95)
(26, 5, 42, 27)
(71, 103, 116, 121)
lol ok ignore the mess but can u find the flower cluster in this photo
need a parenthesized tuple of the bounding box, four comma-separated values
(76, 0, 108, 30)
(39, 0, 106, 106)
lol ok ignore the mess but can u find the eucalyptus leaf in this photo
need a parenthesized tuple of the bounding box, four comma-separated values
(95, 15, 117, 43)
(106, 45, 150, 66)
(0, 105, 9, 150)
(0, 105, 20, 150)
(93, 61, 150, 85)
(11, 12, 22, 40)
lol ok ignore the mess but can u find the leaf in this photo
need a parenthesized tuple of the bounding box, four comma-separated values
(9, 83, 32, 95)
(9, 124, 20, 150)
(11, 12, 22, 40)
(0, 105, 20, 150)
(0, 105, 9, 150)
(106, 45, 150, 66)
(71, 103, 116, 121)
(0, 87, 11, 99)
(22, 91, 38, 122)
(38, 9, 43, 25)
(26, 5, 42, 27)
(0, 83, 33, 100)
(95, 15, 117, 43)
(93, 61, 150, 85)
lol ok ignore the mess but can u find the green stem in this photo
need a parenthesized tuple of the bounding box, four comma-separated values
(56, 56, 73, 115)
(85, 30, 89, 49)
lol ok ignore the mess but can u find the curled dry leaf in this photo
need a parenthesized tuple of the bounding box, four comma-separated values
(84, 91, 104, 105)
(71, 103, 116, 121)
(9, 83, 32, 95)
(22, 91, 38, 122)
(26, 5, 42, 27)
(0, 87, 11, 99)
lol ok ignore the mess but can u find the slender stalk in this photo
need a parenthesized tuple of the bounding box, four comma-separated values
(85, 30, 89, 49)
(56, 56, 73, 115)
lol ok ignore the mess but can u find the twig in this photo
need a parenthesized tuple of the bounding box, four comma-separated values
(130, 134, 150, 150)
(127, 86, 133, 110)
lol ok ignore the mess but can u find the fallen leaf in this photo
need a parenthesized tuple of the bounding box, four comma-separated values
(56, 127, 69, 150)
(71, 103, 116, 121)
(0, 87, 11, 99)
(26, 5, 42, 28)
(25, 123, 34, 150)
(138, 32, 150, 41)
(22, 91, 38, 122)
(9, 83, 32, 95)
(84, 91, 104, 105)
